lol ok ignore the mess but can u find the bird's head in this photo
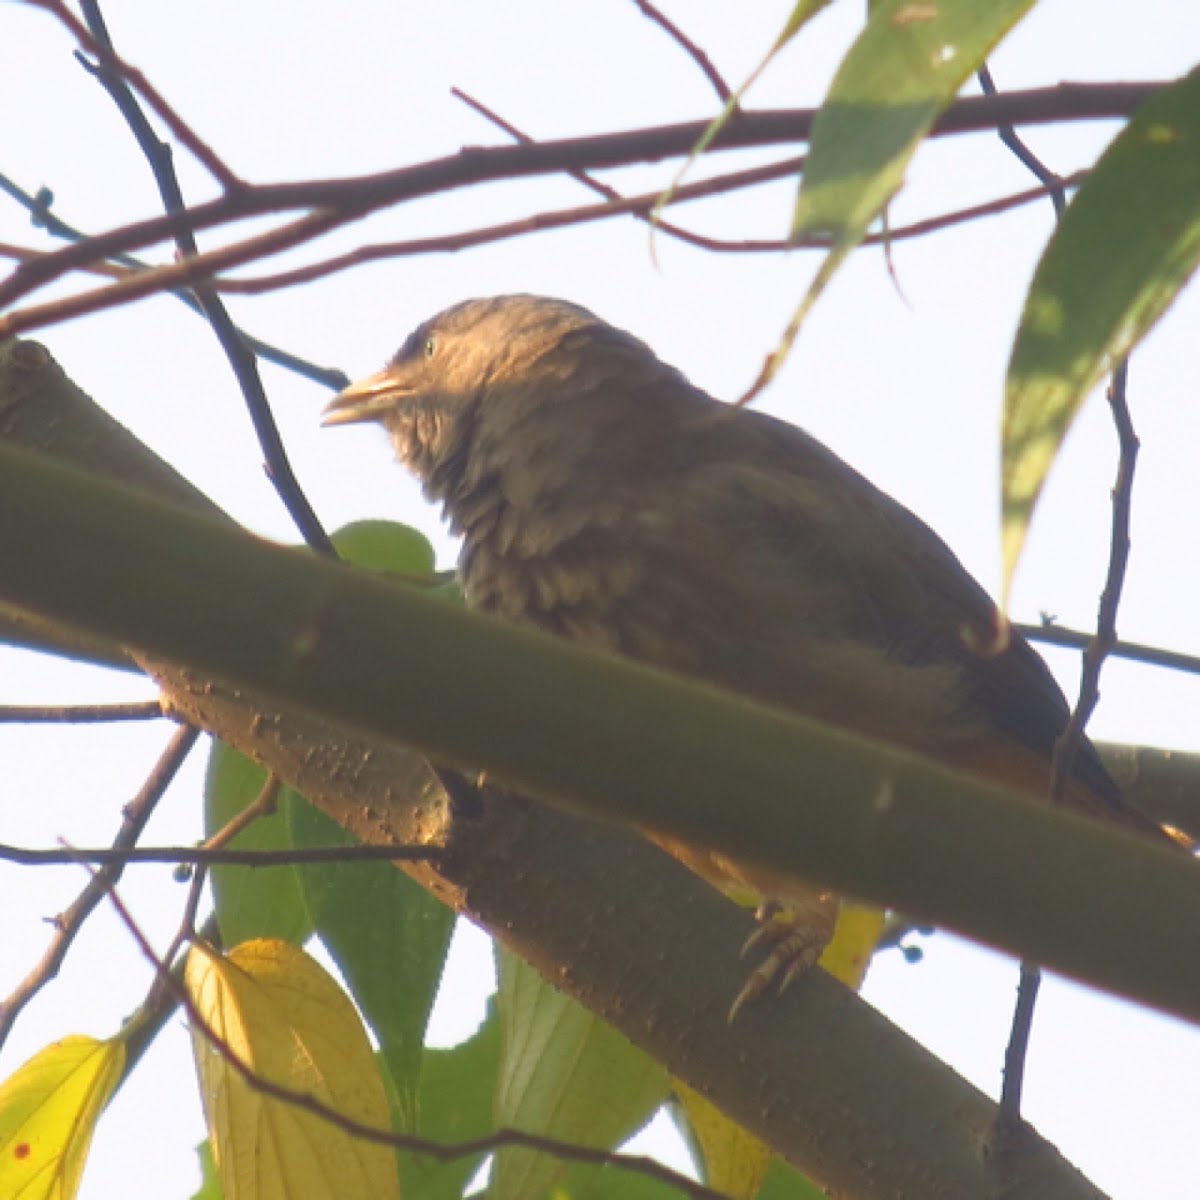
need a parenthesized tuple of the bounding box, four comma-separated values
(321, 294, 657, 482)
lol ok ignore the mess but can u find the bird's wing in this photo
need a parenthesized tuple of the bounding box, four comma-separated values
(623, 401, 1138, 823)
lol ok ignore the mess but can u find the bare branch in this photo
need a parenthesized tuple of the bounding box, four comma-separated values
(0, 699, 165, 723)
(0, 83, 1163, 328)
(979, 64, 1068, 218)
(73, 0, 332, 554)
(1018, 620, 1200, 678)
(629, 0, 734, 104)
(26, 0, 243, 189)
(0, 842, 447, 868)
(0, 169, 348, 389)
(0, 722, 200, 1050)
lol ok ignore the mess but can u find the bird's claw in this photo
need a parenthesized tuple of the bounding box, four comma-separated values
(728, 906, 828, 1022)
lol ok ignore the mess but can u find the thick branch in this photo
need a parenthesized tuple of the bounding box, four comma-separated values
(0, 339, 1143, 1199)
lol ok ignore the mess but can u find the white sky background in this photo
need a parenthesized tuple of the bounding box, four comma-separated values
(1, 2, 1199, 1197)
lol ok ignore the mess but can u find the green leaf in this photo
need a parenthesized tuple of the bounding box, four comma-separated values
(795, 0, 1035, 243)
(203, 741, 312, 947)
(331, 519, 437, 577)
(756, 1157, 827, 1200)
(490, 948, 669, 1200)
(760, 0, 1037, 395)
(400, 1001, 501, 1200)
(288, 796, 455, 1134)
(190, 1141, 222, 1200)
(1003, 66, 1200, 586)
(567, 1160, 688, 1200)
(0, 1034, 124, 1200)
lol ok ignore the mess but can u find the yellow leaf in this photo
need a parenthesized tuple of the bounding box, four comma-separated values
(185, 938, 400, 1200)
(818, 903, 887, 990)
(671, 905, 884, 1197)
(674, 1081, 771, 1200)
(0, 1034, 124, 1200)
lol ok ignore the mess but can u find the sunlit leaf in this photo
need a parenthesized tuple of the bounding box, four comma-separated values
(795, 0, 1035, 244)
(204, 743, 312, 948)
(755, 0, 1037, 398)
(490, 947, 669, 1200)
(1003, 66, 1200, 587)
(818, 902, 887, 990)
(674, 1082, 771, 1200)
(0, 1034, 124, 1200)
(185, 939, 399, 1200)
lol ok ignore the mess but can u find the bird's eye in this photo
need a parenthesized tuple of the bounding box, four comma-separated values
(424, 338, 437, 358)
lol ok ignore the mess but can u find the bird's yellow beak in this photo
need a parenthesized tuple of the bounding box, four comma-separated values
(321, 367, 410, 426)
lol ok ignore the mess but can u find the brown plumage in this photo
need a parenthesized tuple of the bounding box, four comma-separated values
(324, 294, 1167, 1010)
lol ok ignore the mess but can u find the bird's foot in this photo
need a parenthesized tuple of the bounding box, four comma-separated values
(728, 897, 835, 1022)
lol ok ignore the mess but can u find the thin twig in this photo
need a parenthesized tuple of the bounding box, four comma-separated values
(0, 169, 349, 390)
(999, 962, 1041, 1122)
(454, 85, 797, 241)
(0, 841, 447, 868)
(74, 0, 333, 554)
(998, 362, 1139, 1133)
(978, 64, 1068, 218)
(223, 168, 1081, 295)
(146, 843, 211, 1015)
(0, 83, 1163, 324)
(1049, 359, 1138, 807)
(120, 913, 219, 1081)
(26, 0, 242, 189)
(629, 0, 734, 104)
(1017, 621, 1200, 678)
(203, 772, 283, 850)
(0, 155, 1084, 323)
(0, 205, 345, 338)
(0, 699, 166, 723)
(0, 722, 200, 1050)
(986, 64, 1092, 1135)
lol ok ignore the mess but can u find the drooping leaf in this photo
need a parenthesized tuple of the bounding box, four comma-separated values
(795, 0, 1036, 245)
(185, 938, 400, 1200)
(204, 742, 312, 948)
(288, 795, 455, 1134)
(490, 947, 669, 1200)
(0, 1034, 124, 1200)
(751, 0, 1037, 398)
(1003, 66, 1200, 587)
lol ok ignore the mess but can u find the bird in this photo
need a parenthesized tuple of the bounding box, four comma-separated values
(323, 293, 1170, 1016)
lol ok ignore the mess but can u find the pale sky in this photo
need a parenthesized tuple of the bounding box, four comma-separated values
(1, 3, 1199, 1197)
